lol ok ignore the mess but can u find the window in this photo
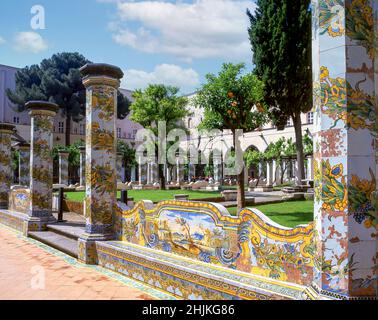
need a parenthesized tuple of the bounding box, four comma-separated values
(58, 122, 64, 133)
(307, 112, 314, 124)
(13, 117, 20, 124)
(80, 123, 85, 135)
(74, 127, 78, 134)
(188, 118, 192, 128)
(117, 128, 121, 138)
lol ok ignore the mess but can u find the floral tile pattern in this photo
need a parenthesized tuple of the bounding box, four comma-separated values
(312, 0, 377, 298)
(114, 200, 314, 287)
(84, 85, 117, 235)
(58, 152, 69, 186)
(0, 125, 13, 208)
(18, 146, 30, 186)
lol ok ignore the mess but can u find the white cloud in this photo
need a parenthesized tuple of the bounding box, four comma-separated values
(123, 64, 200, 93)
(13, 31, 48, 53)
(108, 0, 256, 61)
(0, 36, 5, 45)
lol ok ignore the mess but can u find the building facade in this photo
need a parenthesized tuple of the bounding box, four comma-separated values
(1, 63, 314, 185)
(0, 64, 143, 147)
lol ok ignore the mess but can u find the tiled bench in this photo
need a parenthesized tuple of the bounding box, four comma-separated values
(96, 241, 308, 300)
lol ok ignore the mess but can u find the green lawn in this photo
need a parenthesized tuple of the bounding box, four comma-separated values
(65, 189, 222, 203)
(65, 191, 313, 228)
(227, 200, 313, 228)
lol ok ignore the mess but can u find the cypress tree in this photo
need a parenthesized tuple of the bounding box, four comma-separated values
(247, 0, 312, 186)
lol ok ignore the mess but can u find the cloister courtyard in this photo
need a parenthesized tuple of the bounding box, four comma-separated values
(0, 0, 376, 305)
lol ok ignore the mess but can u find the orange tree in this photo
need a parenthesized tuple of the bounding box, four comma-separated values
(194, 63, 267, 209)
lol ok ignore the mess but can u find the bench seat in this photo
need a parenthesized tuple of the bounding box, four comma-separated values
(96, 241, 307, 300)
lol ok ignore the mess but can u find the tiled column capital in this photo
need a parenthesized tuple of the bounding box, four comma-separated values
(0, 123, 16, 135)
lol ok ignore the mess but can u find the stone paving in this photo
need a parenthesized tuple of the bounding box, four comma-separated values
(0, 224, 174, 300)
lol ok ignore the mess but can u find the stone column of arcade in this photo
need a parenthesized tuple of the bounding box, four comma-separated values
(306, 155, 314, 181)
(18, 142, 30, 186)
(78, 63, 123, 264)
(309, 0, 377, 299)
(0, 123, 15, 209)
(25, 101, 58, 233)
(79, 146, 86, 186)
(58, 150, 69, 186)
(266, 160, 273, 186)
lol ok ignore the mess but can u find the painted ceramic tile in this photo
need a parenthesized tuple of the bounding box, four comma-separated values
(115, 200, 314, 286)
(18, 148, 30, 186)
(29, 114, 55, 217)
(0, 130, 12, 208)
(84, 85, 117, 234)
(58, 152, 69, 185)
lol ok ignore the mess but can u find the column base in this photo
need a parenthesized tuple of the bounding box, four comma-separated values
(23, 215, 56, 236)
(78, 232, 113, 265)
(303, 284, 378, 300)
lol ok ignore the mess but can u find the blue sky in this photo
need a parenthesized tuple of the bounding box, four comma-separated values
(0, 0, 256, 94)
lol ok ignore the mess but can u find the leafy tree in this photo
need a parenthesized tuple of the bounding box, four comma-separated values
(303, 132, 313, 155)
(247, 0, 312, 186)
(7, 52, 130, 145)
(194, 63, 267, 209)
(130, 84, 189, 190)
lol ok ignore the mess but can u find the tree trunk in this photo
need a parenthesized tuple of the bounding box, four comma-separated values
(292, 113, 305, 186)
(232, 131, 245, 210)
(237, 168, 246, 210)
(65, 114, 71, 146)
(159, 164, 166, 190)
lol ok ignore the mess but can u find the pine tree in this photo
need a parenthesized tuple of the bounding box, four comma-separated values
(247, 0, 312, 186)
(7, 52, 130, 145)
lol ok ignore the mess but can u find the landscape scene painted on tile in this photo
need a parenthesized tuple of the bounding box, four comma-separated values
(0, 0, 376, 301)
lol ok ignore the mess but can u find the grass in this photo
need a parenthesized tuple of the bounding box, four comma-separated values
(227, 200, 314, 228)
(65, 189, 222, 203)
(65, 190, 313, 228)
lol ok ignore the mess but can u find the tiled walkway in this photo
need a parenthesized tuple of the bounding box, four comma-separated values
(0, 224, 171, 300)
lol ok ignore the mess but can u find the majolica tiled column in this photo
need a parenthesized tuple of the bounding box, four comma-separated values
(18, 142, 30, 186)
(25, 101, 58, 232)
(58, 150, 69, 186)
(116, 152, 123, 182)
(0, 123, 15, 209)
(310, 0, 377, 299)
(78, 63, 123, 264)
(79, 146, 86, 186)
